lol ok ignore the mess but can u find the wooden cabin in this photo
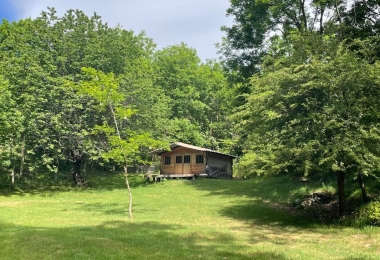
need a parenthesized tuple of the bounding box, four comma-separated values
(154, 142, 235, 179)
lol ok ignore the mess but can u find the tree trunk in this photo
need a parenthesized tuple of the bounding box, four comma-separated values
(55, 159, 59, 182)
(357, 173, 369, 203)
(110, 104, 121, 138)
(300, 0, 308, 30)
(83, 158, 87, 177)
(73, 158, 81, 174)
(73, 158, 82, 184)
(337, 171, 345, 219)
(19, 135, 26, 176)
(11, 167, 15, 189)
(10, 144, 15, 188)
(71, 149, 86, 186)
(124, 165, 133, 219)
(110, 104, 132, 218)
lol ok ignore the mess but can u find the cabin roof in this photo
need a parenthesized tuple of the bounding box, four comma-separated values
(153, 142, 236, 158)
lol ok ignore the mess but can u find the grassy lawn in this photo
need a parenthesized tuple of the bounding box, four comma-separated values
(0, 174, 379, 259)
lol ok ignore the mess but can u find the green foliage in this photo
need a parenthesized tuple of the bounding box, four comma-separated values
(153, 44, 232, 149)
(356, 201, 380, 226)
(0, 173, 10, 188)
(342, 0, 380, 40)
(220, 0, 346, 79)
(219, 0, 380, 117)
(234, 37, 380, 181)
(166, 118, 206, 146)
(0, 77, 24, 142)
(0, 8, 184, 186)
(0, 7, 234, 190)
(76, 68, 165, 167)
(119, 56, 171, 139)
(221, 0, 380, 218)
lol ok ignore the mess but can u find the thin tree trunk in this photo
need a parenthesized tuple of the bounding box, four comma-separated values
(337, 171, 345, 219)
(11, 167, 15, 188)
(357, 173, 369, 203)
(300, 0, 308, 30)
(319, 7, 325, 34)
(334, 0, 343, 38)
(124, 165, 133, 219)
(110, 103, 133, 219)
(19, 135, 26, 176)
(9, 143, 15, 188)
(83, 157, 87, 177)
(55, 159, 59, 182)
(109, 104, 121, 138)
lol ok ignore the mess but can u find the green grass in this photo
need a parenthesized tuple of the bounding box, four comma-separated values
(0, 174, 379, 259)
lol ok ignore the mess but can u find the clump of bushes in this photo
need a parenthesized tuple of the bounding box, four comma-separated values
(0, 173, 11, 188)
(355, 200, 380, 226)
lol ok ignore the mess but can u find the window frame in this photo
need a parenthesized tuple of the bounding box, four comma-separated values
(164, 156, 171, 165)
(184, 155, 191, 164)
(196, 154, 204, 164)
(176, 155, 182, 164)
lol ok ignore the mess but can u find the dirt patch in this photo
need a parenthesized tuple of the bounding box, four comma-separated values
(267, 194, 341, 221)
(0, 201, 28, 207)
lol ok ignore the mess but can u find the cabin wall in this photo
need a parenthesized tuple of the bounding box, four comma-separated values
(207, 153, 233, 177)
(160, 147, 206, 175)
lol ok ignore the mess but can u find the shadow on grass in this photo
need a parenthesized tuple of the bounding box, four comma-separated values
(0, 220, 287, 260)
(0, 172, 150, 197)
(188, 177, 324, 228)
(190, 176, 306, 201)
(70, 202, 159, 216)
(220, 200, 312, 227)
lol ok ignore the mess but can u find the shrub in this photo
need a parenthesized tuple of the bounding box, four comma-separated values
(356, 201, 380, 226)
(0, 173, 10, 188)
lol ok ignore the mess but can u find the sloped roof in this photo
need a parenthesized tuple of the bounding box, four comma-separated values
(154, 142, 236, 158)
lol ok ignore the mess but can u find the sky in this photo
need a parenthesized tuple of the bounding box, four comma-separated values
(0, 0, 233, 61)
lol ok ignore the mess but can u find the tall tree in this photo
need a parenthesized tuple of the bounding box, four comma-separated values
(0, 17, 60, 179)
(0, 76, 24, 187)
(76, 68, 164, 218)
(234, 37, 380, 218)
(0, 8, 159, 186)
(219, 0, 347, 79)
(154, 43, 232, 149)
(342, 0, 380, 39)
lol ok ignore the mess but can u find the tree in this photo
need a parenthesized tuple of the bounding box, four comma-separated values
(153, 43, 232, 149)
(0, 77, 24, 187)
(342, 0, 380, 40)
(234, 38, 380, 218)
(0, 8, 159, 187)
(75, 68, 164, 218)
(119, 55, 172, 142)
(0, 7, 233, 191)
(0, 17, 61, 181)
(219, 0, 355, 93)
(342, 1, 380, 62)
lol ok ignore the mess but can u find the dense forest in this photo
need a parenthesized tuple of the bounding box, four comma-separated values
(1, 1, 380, 219)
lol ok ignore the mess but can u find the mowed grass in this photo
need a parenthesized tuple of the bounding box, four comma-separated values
(0, 174, 379, 260)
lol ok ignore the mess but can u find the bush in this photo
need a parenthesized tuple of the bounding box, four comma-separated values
(0, 173, 10, 188)
(356, 201, 380, 226)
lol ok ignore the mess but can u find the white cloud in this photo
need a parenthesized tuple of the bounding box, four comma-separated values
(10, 0, 233, 60)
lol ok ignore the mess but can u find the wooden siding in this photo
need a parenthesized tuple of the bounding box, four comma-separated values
(160, 147, 206, 175)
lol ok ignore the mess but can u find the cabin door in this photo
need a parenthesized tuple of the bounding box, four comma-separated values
(183, 155, 191, 174)
(174, 155, 183, 174)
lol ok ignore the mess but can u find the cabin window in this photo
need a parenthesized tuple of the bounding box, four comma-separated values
(184, 155, 191, 163)
(196, 154, 204, 164)
(164, 156, 171, 165)
(176, 155, 182, 163)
